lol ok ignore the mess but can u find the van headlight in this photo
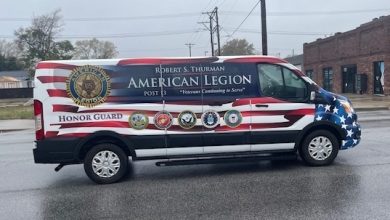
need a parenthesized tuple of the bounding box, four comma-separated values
(340, 100, 354, 114)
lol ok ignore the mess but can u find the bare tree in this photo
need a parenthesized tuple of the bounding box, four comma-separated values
(0, 40, 24, 71)
(73, 38, 118, 59)
(14, 9, 73, 76)
(0, 40, 20, 58)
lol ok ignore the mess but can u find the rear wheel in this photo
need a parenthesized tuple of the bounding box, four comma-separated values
(84, 143, 128, 184)
(299, 130, 339, 166)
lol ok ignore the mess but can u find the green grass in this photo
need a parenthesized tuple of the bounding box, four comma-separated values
(0, 105, 34, 120)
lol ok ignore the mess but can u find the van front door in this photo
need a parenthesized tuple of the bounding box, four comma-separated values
(252, 64, 314, 152)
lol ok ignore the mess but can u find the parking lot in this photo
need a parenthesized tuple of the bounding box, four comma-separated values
(1, 112, 390, 219)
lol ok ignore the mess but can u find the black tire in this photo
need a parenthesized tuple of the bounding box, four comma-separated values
(299, 130, 339, 166)
(84, 143, 129, 184)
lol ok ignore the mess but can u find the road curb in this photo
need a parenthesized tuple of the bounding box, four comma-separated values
(0, 129, 28, 133)
(355, 107, 389, 112)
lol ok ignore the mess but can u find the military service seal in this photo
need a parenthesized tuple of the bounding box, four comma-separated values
(201, 110, 220, 129)
(129, 112, 149, 130)
(178, 110, 197, 129)
(154, 111, 173, 129)
(224, 110, 242, 128)
(66, 65, 110, 108)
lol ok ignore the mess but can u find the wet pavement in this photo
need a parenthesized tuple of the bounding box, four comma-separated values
(1, 113, 390, 219)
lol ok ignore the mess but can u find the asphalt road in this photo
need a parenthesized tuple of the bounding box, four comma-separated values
(1, 111, 390, 220)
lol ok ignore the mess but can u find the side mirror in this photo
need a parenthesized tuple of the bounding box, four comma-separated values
(310, 91, 316, 101)
(310, 91, 329, 104)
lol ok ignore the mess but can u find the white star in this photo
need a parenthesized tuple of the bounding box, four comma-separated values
(347, 129, 353, 137)
(341, 124, 348, 129)
(318, 104, 324, 108)
(325, 105, 331, 112)
(342, 140, 347, 146)
(333, 96, 336, 101)
(316, 115, 322, 121)
(353, 139, 358, 144)
(352, 121, 357, 127)
(347, 112, 353, 118)
(340, 115, 346, 124)
(333, 106, 339, 114)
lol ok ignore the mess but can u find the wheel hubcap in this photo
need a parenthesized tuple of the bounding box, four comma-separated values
(308, 136, 333, 160)
(92, 150, 120, 178)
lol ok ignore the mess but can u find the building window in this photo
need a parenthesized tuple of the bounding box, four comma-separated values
(306, 70, 314, 79)
(373, 61, 384, 94)
(323, 67, 333, 91)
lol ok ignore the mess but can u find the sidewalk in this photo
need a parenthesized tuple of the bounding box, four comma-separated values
(342, 94, 390, 111)
(0, 119, 34, 133)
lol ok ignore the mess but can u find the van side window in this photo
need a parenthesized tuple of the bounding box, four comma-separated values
(258, 64, 308, 102)
(283, 67, 307, 101)
(258, 65, 284, 97)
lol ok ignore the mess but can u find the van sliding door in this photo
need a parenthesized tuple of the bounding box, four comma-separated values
(161, 60, 204, 156)
(201, 62, 255, 154)
(123, 64, 166, 158)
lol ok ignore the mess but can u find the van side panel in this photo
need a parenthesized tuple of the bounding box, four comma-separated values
(33, 57, 316, 163)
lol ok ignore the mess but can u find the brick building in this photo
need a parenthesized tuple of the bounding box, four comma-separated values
(303, 15, 390, 95)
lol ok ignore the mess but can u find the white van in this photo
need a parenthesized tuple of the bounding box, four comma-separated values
(33, 56, 361, 184)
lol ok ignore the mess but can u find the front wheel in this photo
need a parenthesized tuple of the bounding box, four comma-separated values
(84, 143, 129, 184)
(299, 130, 339, 166)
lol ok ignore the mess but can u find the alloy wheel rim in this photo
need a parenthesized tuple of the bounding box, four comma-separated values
(308, 136, 333, 160)
(92, 150, 121, 178)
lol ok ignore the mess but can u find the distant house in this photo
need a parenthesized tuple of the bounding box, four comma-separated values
(0, 70, 30, 88)
(0, 76, 23, 88)
(0, 70, 29, 80)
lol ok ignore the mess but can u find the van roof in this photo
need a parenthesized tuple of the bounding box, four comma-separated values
(36, 55, 288, 69)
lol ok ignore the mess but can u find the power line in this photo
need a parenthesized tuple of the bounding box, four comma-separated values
(118, 45, 208, 53)
(228, 28, 332, 36)
(188, 0, 214, 45)
(227, 0, 260, 40)
(0, 12, 201, 22)
(0, 29, 205, 39)
(221, 8, 390, 16)
(0, 29, 333, 40)
(0, 8, 387, 22)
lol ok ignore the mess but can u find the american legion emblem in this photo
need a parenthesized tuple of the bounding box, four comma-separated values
(66, 65, 110, 108)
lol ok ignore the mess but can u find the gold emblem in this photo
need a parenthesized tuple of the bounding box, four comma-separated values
(66, 65, 110, 107)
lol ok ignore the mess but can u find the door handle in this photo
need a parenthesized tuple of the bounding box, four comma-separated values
(255, 104, 269, 108)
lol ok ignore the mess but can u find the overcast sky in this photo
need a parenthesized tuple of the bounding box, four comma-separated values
(0, 0, 389, 58)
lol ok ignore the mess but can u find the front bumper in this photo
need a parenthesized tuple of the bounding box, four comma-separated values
(340, 123, 361, 149)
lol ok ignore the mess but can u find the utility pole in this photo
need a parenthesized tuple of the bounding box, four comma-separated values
(185, 43, 195, 57)
(209, 15, 214, 56)
(260, 0, 268, 55)
(215, 7, 221, 56)
(200, 7, 221, 56)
